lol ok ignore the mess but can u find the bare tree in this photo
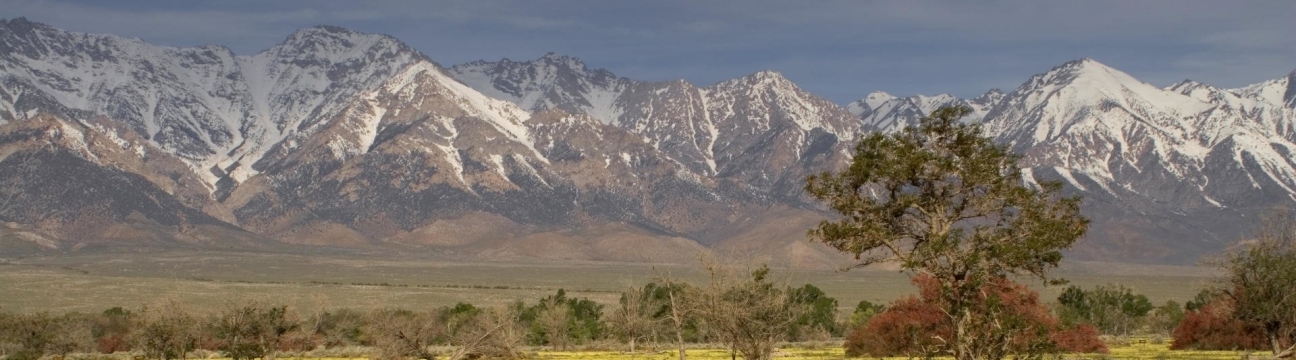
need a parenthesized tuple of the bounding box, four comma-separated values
(309, 308, 366, 348)
(652, 272, 695, 360)
(48, 313, 95, 357)
(692, 259, 802, 360)
(0, 312, 16, 358)
(133, 300, 198, 360)
(211, 302, 301, 360)
(607, 285, 659, 353)
(535, 302, 571, 350)
(448, 307, 526, 360)
(367, 310, 445, 360)
(2, 312, 56, 360)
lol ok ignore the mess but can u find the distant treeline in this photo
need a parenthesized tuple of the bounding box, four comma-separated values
(0, 266, 1269, 360)
(0, 262, 845, 360)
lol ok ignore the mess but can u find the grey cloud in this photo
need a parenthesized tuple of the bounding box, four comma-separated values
(2, 0, 1292, 102)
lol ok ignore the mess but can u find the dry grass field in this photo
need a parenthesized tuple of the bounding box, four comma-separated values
(1, 250, 1219, 315)
(17, 343, 1252, 360)
(532, 342, 1254, 360)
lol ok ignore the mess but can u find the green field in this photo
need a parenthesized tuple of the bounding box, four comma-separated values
(0, 250, 1219, 314)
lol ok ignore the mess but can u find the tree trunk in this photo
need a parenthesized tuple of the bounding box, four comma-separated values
(954, 307, 972, 360)
(668, 290, 687, 360)
(1273, 334, 1296, 358)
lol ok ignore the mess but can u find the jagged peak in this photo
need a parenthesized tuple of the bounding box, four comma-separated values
(747, 69, 787, 80)
(532, 52, 608, 77)
(973, 88, 1004, 102)
(268, 24, 411, 58)
(310, 24, 357, 34)
(910, 93, 959, 103)
(1209, 70, 1296, 109)
(1165, 79, 1237, 104)
(1166, 79, 1212, 93)
(453, 52, 619, 81)
(714, 70, 798, 90)
(1, 17, 50, 33)
(537, 52, 583, 64)
(1044, 58, 1126, 79)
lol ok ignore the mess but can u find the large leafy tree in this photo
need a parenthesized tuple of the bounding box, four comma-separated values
(1224, 210, 1296, 358)
(806, 106, 1088, 360)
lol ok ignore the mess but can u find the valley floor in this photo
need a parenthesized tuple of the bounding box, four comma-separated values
(1, 250, 1218, 314)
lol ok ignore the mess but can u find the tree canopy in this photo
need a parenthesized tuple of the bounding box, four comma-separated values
(1224, 210, 1296, 357)
(806, 106, 1088, 360)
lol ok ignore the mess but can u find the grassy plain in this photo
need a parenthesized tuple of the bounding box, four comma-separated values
(1, 250, 1219, 315)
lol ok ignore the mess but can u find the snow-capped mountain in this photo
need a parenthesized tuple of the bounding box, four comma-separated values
(4, 18, 1296, 265)
(991, 59, 1296, 203)
(449, 53, 631, 123)
(0, 18, 816, 263)
(848, 90, 1002, 133)
(452, 56, 860, 200)
(455, 54, 1296, 263)
(835, 59, 1296, 262)
(2, 19, 427, 191)
(1232, 70, 1296, 110)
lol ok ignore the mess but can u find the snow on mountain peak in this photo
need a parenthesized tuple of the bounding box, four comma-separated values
(971, 89, 1005, 108)
(738, 70, 793, 85)
(863, 91, 896, 108)
(1008, 58, 1212, 117)
(536, 52, 587, 69)
(1036, 58, 1124, 85)
(1234, 70, 1296, 110)
(712, 70, 806, 98)
(267, 25, 413, 63)
(846, 91, 897, 117)
(447, 53, 628, 126)
(707, 69, 858, 136)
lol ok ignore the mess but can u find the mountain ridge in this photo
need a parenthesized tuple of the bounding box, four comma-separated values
(2, 18, 1294, 266)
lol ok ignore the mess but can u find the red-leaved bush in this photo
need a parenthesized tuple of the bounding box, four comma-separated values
(1170, 299, 1266, 351)
(96, 333, 131, 353)
(1050, 323, 1106, 353)
(845, 295, 948, 358)
(845, 274, 1107, 357)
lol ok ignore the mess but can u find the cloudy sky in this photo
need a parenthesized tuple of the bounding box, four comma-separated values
(5, 0, 1294, 103)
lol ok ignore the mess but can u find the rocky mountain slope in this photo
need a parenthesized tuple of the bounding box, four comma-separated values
(3, 18, 1294, 265)
(452, 55, 860, 201)
(0, 18, 839, 265)
(455, 55, 1296, 264)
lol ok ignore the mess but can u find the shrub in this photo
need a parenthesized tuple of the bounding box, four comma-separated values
(1051, 324, 1106, 353)
(1170, 299, 1266, 351)
(845, 274, 1106, 357)
(844, 295, 945, 358)
(97, 333, 131, 353)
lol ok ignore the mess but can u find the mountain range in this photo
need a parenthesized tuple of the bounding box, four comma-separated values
(2, 17, 1293, 266)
